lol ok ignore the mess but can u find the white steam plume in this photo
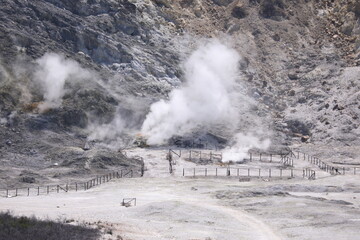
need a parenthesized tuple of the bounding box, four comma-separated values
(87, 108, 127, 149)
(35, 53, 90, 112)
(222, 133, 271, 163)
(141, 40, 241, 145)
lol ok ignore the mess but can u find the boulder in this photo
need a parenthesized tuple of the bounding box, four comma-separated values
(288, 72, 299, 80)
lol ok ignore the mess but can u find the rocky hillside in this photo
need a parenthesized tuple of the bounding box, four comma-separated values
(0, 0, 359, 185)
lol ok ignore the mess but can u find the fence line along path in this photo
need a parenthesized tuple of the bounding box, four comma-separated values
(0, 168, 140, 198)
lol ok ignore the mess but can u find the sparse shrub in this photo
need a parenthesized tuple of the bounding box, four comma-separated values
(0, 211, 100, 240)
(232, 6, 248, 19)
(259, 0, 287, 21)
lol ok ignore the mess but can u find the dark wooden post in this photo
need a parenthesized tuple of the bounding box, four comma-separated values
(37, 187, 40, 195)
(15, 188, 18, 197)
(291, 169, 294, 178)
(183, 168, 185, 176)
(248, 168, 250, 177)
(269, 169, 271, 178)
(27, 188, 30, 196)
(76, 183, 78, 192)
(259, 168, 261, 178)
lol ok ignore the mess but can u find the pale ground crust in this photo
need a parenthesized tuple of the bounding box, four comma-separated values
(1, 148, 360, 240)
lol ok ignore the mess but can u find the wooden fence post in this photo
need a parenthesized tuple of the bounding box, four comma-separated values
(37, 187, 40, 195)
(259, 168, 261, 178)
(248, 168, 250, 177)
(183, 168, 185, 176)
(291, 169, 294, 178)
(15, 188, 18, 197)
(216, 168, 218, 177)
(269, 169, 271, 178)
(27, 188, 30, 196)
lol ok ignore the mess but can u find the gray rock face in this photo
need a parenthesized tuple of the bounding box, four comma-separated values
(0, 0, 360, 186)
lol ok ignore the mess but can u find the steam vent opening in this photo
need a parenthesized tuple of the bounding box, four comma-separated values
(1, 1, 360, 240)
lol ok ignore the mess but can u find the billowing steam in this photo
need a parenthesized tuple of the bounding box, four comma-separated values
(222, 133, 271, 162)
(141, 40, 241, 145)
(87, 108, 127, 149)
(35, 53, 90, 112)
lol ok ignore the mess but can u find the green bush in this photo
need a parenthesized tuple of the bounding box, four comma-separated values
(0, 212, 100, 240)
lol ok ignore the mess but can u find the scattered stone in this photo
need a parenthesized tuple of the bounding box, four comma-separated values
(301, 135, 310, 142)
(333, 104, 345, 110)
(288, 72, 299, 80)
(288, 89, 296, 96)
(83, 142, 91, 151)
(21, 176, 36, 183)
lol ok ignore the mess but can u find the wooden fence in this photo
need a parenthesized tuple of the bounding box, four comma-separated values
(180, 167, 315, 179)
(0, 169, 139, 198)
(291, 150, 359, 175)
(171, 149, 296, 166)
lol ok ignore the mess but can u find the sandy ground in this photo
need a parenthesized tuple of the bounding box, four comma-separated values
(1, 148, 360, 240)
